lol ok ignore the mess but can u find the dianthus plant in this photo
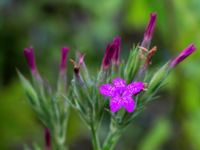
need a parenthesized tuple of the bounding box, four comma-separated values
(69, 12, 196, 150)
(19, 12, 196, 150)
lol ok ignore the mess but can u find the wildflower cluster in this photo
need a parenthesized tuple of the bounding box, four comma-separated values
(19, 12, 196, 150)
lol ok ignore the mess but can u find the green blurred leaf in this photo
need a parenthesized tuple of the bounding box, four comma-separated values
(138, 118, 171, 150)
(0, 80, 41, 150)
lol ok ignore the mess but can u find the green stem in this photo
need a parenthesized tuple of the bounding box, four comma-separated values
(102, 131, 121, 150)
(91, 123, 101, 150)
(103, 121, 122, 150)
(53, 135, 67, 150)
(51, 124, 67, 150)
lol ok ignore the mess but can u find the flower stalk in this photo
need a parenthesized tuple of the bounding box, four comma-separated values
(102, 120, 121, 150)
(91, 122, 101, 150)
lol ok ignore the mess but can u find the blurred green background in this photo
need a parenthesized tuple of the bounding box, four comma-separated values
(0, 0, 200, 149)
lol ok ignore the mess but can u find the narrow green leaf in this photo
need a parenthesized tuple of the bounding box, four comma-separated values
(17, 70, 39, 106)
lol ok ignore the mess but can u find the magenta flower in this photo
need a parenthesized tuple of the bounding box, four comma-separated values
(170, 44, 196, 68)
(99, 78, 145, 113)
(60, 47, 69, 75)
(101, 36, 121, 70)
(141, 12, 157, 48)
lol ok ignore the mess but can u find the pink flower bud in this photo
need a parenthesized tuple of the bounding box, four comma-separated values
(141, 12, 157, 48)
(170, 44, 196, 68)
(24, 47, 40, 79)
(60, 47, 69, 75)
(101, 36, 121, 70)
(112, 36, 121, 66)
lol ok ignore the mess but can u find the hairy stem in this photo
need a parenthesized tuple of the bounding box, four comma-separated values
(91, 123, 101, 150)
(102, 130, 121, 150)
(53, 135, 67, 150)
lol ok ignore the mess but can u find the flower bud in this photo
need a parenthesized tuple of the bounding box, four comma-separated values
(170, 44, 196, 68)
(101, 36, 121, 70)
(59, 47, 69, 76)
(24, 47, 37, 74)
(112, 36, 121, 66)
(141, 12, 157, 49)
(24, 47, 41, 81)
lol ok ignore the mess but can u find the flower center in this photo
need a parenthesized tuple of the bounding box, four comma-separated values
(115, 87, 129, 98)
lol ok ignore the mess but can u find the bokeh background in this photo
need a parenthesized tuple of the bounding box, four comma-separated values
(0, 0, 200, 149)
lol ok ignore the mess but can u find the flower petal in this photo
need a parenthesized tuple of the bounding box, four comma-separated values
(110, 96, 122, 113)
(127, 82, 145, 95)
(99, 84, 116, 97)
(112, 77, 126, 88)
(122, 96, 135, 113)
